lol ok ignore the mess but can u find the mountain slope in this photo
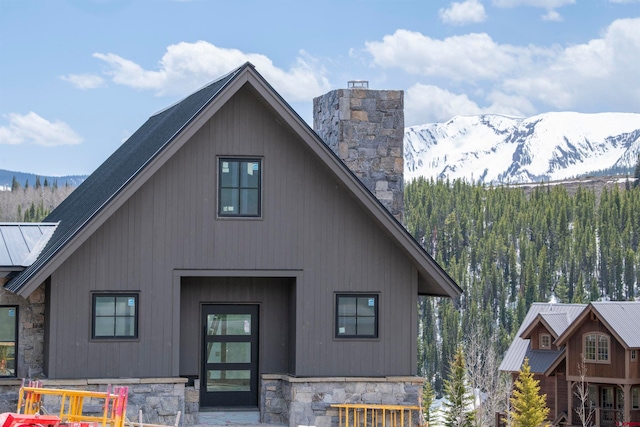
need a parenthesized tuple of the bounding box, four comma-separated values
(405, 112, 640, 184)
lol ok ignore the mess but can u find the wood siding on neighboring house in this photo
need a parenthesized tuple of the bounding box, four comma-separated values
(44, 86, 418, 379)
(566, 318, 626, 380)
(529, 324, 557, 351)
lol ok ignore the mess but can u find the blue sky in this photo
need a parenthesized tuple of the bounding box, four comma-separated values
(1, 0, 639, 176)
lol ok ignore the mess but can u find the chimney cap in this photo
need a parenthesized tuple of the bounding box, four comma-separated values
(348, 80, 369, 89)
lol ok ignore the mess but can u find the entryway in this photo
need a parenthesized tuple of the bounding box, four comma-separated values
(200, 304, 259, 408)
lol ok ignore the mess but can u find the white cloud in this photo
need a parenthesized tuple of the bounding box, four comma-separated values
(502, 17, 640, 110)
(492, 0, 574, 8)
(439, 0, 487, 25)
(405, 84, 531, 125)
(92, 41, 331, 101)
(0, 112, 83, 146)
(541, 10, 563, 21)
(60, 73, 105, 89)
(367, 18, 640, 120)
(365, 29, 551, 82)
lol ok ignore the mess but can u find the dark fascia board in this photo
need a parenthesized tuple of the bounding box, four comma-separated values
(554, 303, 629, 349)
(13, 64, 461, 299)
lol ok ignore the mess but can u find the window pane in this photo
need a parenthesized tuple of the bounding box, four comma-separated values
(338, 297, 357, 316)
(585, 335, 596, 360)
(337, 316, 356, 336)
(357, 316, 375, 336)
(220, 188, 239, 214)
(115, 317, 135, 337)
(357, 297, 376, 316)
(95, 297, 115, 316)
(598, 335, 609, 361)
(206, 370, 250, 392)
(239, 189, 259, 215)
(220, 161, 239, 187)
(207, 314, 251, 336)
(0, 307, 16, 341)
(206, 342, 251, 363)
(95, 317, 115, 337)
(115, 296, 136, 316)
(240, 162, 260, 188)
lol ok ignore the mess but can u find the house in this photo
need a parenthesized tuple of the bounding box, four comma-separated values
(500, 301, 640, 426)
(0, 63, 461, 426)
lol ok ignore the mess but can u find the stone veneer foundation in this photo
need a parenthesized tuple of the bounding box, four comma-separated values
(261, 374, 424, 427)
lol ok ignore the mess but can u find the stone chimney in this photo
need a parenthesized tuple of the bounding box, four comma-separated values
(313, 81, 404, 223)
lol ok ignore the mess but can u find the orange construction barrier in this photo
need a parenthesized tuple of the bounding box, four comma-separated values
(15, 381, 128, 427)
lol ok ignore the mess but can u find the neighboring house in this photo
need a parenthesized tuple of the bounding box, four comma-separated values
(500, 301, 640, 426)
(0, 63, 461, 426)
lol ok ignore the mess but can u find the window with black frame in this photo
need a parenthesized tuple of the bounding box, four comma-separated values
(218, 158, 261, 217)
(92, 294, 138, 339)
(335, 294, 378, 338)
(0, 306, 17, 377)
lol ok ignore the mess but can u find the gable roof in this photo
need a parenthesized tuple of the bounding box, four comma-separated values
(555, 301, 640, 349)
(499, 302, 585, 373)
(4, 62, 461, 299)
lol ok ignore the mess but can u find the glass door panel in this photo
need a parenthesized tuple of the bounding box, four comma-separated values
(201, 305, 258, 408)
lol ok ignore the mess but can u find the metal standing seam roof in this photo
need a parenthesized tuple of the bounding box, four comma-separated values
(592, 301, 640, 348)
(0, 223, 58, 268)
(499, 302, 586, 373)
(4, 62, 462, 299)
(539, 311, 572, 337)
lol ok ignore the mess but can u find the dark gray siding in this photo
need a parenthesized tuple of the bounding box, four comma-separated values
(46, 86, 418, 379)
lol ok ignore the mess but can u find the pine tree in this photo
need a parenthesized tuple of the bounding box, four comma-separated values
(633, 154, 640, 188)
(422, 380, 436, 424)
(11, 175, 20, 192)
(443, 345, 475, 427)
(509, 358, 549, 427)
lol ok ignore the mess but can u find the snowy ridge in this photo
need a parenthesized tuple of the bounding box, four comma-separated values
(405, 112, 640, 184)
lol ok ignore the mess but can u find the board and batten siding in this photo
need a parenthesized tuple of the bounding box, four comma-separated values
(45, 86, 418, 379)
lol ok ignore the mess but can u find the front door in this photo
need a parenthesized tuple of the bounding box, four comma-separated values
(201, 304, 259, 408)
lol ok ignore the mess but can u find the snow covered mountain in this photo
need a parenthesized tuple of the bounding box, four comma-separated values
(404, 112, 640, 184)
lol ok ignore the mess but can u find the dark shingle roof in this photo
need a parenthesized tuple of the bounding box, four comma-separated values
(4, 65, 243, 292)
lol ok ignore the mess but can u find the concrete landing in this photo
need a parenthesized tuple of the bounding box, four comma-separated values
(195, 411, 283, 427)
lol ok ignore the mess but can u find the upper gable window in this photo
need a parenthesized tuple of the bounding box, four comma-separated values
(540, 333, 551, 349)
(0, 306, 18, 377)
(584, 333, 609, 363)
(218, 158, 262, 218)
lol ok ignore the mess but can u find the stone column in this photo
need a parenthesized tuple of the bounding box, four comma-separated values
(313, 84, 405, 223)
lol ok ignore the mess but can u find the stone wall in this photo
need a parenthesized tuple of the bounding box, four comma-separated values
(313, 87, 405, 223)
(0, 283, 45, 379)
(262, 374, 424, 427)
(0, 378, 189, 426)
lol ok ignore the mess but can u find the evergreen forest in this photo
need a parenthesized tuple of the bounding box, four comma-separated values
(0, 176, 75, 222)
(407, 176, 640, 400)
